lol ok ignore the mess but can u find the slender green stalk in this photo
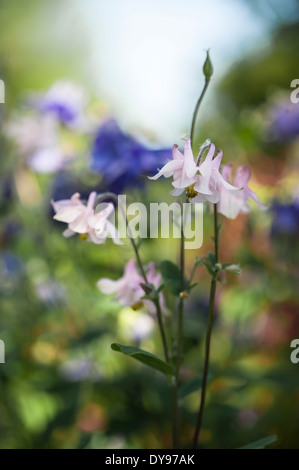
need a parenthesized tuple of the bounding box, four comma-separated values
(172, 207, 185, 449)
(189, 257, 199, 285)
(94, 192, 169, 362)
(192, 203, 219, 449)
(176, 217, 185, 378)
(155, 299, 169, 363)
(190, 79, 211, 150)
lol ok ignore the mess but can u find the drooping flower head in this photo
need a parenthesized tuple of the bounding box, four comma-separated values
(91, 119, 172, 193)
(149, 139, 240, 203)
(97, 259, 163, 314)
(51, 191, 121, 244)
(218, 164, 267, 219)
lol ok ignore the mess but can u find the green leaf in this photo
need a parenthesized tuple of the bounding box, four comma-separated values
(238, 435, 277, 449)
(111, 343, 173, 376)
(201, 260, 215, 277)
(160, 260, 188, 295)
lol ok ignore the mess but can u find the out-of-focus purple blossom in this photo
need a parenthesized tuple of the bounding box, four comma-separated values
(59, 358, 102, 382)
(7, 114, 58, 155)
(35, 80, 87, 127)
(0, 175, 15, 210)
(28, 147, 70, 173)
(271, 199, 299, 238)
(0, 251, 23, 291)
(33, 279, 67, 306)
(90, 119, 172, 193)
(268, 102, 299, 142)
(6, 114, 72, 173)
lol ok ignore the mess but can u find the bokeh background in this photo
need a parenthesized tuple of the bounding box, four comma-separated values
(1, 0, 299, 449)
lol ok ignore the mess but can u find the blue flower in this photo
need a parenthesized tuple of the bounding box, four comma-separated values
(271, 200, 299, 238)
(37, 80, 86, 126)
(90, 119, 172, 193)
(269, 103, 299, 142)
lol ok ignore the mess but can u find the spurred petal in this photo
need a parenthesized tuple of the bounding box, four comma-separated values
(53, 206, 84, 223)
(148, 159, 183, 180)
(183, 140, 197, 178)
(86, 191, 97, 209)
(234, 166, 251, 187)
(106, 220, 123, 245)
(68, 212, 91, 233)
(193, 174, 213, 195)
(221, 163, 233, 182)
(244, 186, 268, 211)
(172, 144, 184, 161)
(211, 149, 223, 171)
(217, 189, 243, 219)
(97, 277, 123, 294)
(62, 228, 75, 237)
(170, 187, 185, 196)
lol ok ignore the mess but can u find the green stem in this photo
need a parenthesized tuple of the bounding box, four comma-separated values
(95, 192, 148, 283)
(155, 299, 169, 363)
(94, 192, 169, 362)
(192, 203, 218, 449)
(190, 78, 211, 151)
(172, 208, 185, 449)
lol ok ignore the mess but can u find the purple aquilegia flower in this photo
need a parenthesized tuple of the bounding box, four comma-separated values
(90, 119, 172, 193)
(271, 199, 299, 239)
(269, 102, 299, 142)
(36, 80, 87, 127)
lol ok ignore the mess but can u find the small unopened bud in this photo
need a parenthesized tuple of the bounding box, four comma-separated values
(179, 291, 189, 299)
(203, 50, 213, 80)
(215, 263, 222, 270)
(140, 282, 153, 294)
(225, 264, 242, 275)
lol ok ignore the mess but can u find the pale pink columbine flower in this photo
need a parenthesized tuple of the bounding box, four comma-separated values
(218, 164, 267, 219)
(149, 139, 240, 203)
(97, 259, 162, 314)
(51, 192, 121, 244)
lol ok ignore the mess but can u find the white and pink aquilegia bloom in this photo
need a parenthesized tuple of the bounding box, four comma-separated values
(51, 191, 122, 244)
(97, 259, 163, 315)
(149, 139, 241, 203)
(218, 164, 268, 219)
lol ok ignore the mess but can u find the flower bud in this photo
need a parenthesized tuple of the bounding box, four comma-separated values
(224, 264, 242, 275)
(203, 50, 213, 80)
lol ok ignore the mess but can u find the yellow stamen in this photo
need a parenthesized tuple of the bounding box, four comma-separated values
(131, 301, 144, 311)
(186, 184, 198, 199)
(79, 233, 88, 241)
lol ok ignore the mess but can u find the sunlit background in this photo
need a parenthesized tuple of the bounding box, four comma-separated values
(0, 0, 299, 449)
